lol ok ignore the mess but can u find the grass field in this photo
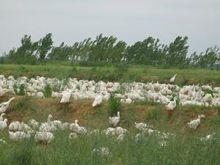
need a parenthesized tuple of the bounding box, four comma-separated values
(0, 64, 220, 86)
(0, 93, 220, 164)
(0, 64, 220, 164)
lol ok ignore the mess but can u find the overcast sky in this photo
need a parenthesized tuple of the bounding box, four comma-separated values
(0, 0, 219, 54)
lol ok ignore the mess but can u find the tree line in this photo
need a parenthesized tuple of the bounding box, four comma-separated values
(1, 33, 220, 68)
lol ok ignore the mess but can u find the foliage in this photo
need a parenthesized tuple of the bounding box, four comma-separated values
(3, 33, 220, 68)
(190, 46, 220, 68)
(108, 95, 121, 116)
(43, 84, 52, 98)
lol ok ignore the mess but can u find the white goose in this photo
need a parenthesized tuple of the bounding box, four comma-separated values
(92, 95, 103, 107)
(109, 111, 120, 127)
(9, 131, 31, 141)
(0, 97, 15, 114)
(60, 91, 71, 103)
(9, 121, 21, 132)
(135, 122, 148, 131)
(165, 99, 176, 111)
(69, 120, 87, 135)
(0, 113, 5, 121)
(187, 114, 205, 130)
(0, 119, 7, 130)
(35, 131, 54, 144)
(169, 74, 177, 83)
(69, 132, 78, 139)
(0, 86, 4, 97)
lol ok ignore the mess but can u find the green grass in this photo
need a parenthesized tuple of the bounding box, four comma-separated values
(0, 64, 220, 85)
(0, 64, 220, 164)
(0, 130, 219, 165)
(0, 95, 219, 164)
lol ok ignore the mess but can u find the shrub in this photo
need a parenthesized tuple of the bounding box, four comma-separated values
(12, 96, 30, 111)
(14, 84, 26, 96)
(43, 84, 52, 98)
(108, 95, 121, 116)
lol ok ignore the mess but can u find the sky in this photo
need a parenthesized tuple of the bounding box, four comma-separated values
(0, 0, 220, 55)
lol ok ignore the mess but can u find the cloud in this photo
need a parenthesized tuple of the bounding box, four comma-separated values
(0, 0, 219, 54)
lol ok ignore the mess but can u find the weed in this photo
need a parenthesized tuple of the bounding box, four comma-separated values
(43, 84, 52, 98)
(108, 95, 121, 116)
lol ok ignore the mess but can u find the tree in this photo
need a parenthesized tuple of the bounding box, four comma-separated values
(7, 35, 37, 64)
(166, 36, 189, 66)
(49, 42, 72, 61)
(38, 33, 53, 60)
(125, 37, 166, 65)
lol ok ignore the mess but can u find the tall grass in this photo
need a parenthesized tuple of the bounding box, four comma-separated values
(0, 130, 219, 165)
(0, 64, 220, 85)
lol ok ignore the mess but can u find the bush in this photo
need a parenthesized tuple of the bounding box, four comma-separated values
(12, 96, 31, 112)
(108, 95, 121, 116)
(14, 84, 26, 96)
(43, 84, 52, 98)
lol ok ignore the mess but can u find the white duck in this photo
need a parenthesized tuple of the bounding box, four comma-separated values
(109, 111, 120, 127)
(92, 147, 110, 157)
(69, 120, 87, 135)
(187, 114, 205, 130)
(0, 86, 4, 97)
(9, 121, 21, 132)
(69, 132, 78, 139)
(169, 74, 177, 83)
(200, 133, 216, 143)
(92, 95, 103, 107)
(0, 113, 5, 121)
(165, 99, 176, 111)
(0, 119, 7, 130)
(9, 131, 31, 141)
(0, 97, 15, 114)
(60, 91, 71, 103)
(135, 122, 148, 131)
(35, 131, 54, 144)
(28, 119, 39, 130)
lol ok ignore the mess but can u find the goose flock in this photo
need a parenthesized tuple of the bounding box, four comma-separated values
(0, 74, 219, 152)
(0, 75, 220, 108)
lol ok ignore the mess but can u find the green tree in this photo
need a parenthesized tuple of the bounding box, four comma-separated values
(38, 33, 53, 61)
(166, 36, 189, 66)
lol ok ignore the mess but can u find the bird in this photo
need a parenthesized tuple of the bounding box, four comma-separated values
(200, 133, 216, 143)
(35, 131, 54, 144)
(69, 120, 87, 135)
(116, 133, 126, 142)
(0, 86, 4, 97)
(92, 147, 110, 157)
(104, 127, 116, 136)
(187, 114, 205, 130)
(135, 122, 148, 132)
(165, 99, 177, 111)
(9, 121, 21, 132)
(69, 132, 78, 139)
(60, 91, 71, 103)
(115, 127, 127, 135)
(0, 138, 6, 144)
(9, 131, 31, 141)
(109, 111, 120, 127)
(47, 114, 53, 123)
(92, 95, 103, 107)
(0, 97, 15, 114)
(36, 92, 44, 98)
(169, 74, 177, 83)
(0, 119, 7, 130)
(28, 119, 39, 130)
(60, 122, 70, 130)
(0, 113, 5, 121)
